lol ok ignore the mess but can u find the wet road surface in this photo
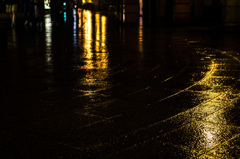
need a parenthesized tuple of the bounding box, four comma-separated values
(1, 9, 240, 158)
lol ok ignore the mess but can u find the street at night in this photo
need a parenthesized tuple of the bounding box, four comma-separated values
(1, 8, 240, 158)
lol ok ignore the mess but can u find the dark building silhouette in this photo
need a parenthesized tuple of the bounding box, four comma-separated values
(1, 0, 240, 27)
(112, 0, 240, 26)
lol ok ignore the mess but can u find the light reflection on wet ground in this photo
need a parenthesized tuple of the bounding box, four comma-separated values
(0, 9, 240, 158)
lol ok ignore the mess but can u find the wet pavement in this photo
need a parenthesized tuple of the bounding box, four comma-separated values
(1, 9, 240, 159)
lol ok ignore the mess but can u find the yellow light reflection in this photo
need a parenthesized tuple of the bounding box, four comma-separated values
(82, 10, 93, 70)
(101, 16, 107, 52)
(139, 0, 143, 16)
(82, 0, 93, 5)
(95, 14, 100, 52)
(138, 17, 143, 53)
(78, 10, 110, 98)
(185, 48, 238, 158)
(122, 0, 125, 23)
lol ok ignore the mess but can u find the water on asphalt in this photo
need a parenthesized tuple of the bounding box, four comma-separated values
(1, 9, 240, 158)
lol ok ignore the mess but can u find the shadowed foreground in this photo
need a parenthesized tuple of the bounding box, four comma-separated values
(1, 9, 240, 158)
